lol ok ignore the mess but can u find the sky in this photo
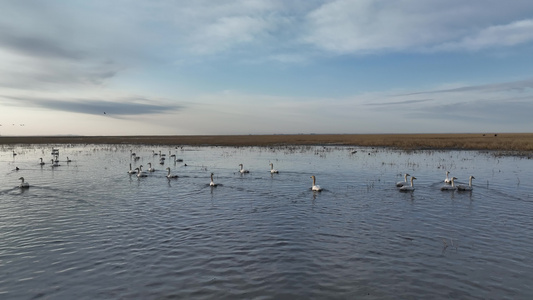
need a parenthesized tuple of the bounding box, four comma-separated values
(1, 0, 533, 136)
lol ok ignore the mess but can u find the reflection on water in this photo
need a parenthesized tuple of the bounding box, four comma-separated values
(1, 145, 533, 299)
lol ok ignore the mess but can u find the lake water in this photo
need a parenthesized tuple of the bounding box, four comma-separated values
(1, 144, 532, 299)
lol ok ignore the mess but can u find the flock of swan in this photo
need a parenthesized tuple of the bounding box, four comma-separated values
(12, 148, 474, 194)
(396, 172, 475, 192)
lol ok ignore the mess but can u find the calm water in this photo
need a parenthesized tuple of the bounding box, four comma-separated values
(1, 144, 532, 299)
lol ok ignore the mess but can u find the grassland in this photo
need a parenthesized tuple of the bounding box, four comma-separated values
(1, 133, 533, 154)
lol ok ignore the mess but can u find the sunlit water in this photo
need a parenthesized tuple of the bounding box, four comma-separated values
(1, 145, 532, 299)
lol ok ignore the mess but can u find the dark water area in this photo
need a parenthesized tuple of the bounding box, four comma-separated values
(1, 145, 533, 299)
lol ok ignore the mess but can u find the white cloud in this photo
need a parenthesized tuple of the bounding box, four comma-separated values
(302, 0, 533, 54)
(434, 19, 533, 51)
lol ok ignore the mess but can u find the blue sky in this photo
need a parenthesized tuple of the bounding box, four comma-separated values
(1, 0, 533, 136)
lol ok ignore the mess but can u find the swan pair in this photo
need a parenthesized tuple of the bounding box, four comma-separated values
(442, 176, 475, 191)
(240, 163, 278, 174)
(440, 172, 476, 191)
(399, 176, 417, 191)
(135, 165, 148, 177)
(396, 173, 410, 187)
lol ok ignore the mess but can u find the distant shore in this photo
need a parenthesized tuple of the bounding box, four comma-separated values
(1, 133, 533, 153)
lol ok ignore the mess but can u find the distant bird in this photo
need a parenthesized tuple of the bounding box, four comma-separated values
(396, 173, 410, 187)
(210, 173, 218, 186)
(51, 159, 60, 167)
(310, 175, 322, 191)
(18, 177, 30, 189)
(39, 158, 45, 165)
(441, 177, 458, 191)
(457, 176, 475, 191)
(66, 157, 72, 163)
(444, 171, 452, 184)
(147, 162, 155, 172)
(12, 150, 17, 156)
(269, 163, 279, 174)
(103, 112, 106, 114)
(166, 167, 178, 178)
(239, 164, 249, 173)
(399, 176, 417, 192)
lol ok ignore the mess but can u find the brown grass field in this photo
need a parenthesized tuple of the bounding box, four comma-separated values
(1, 133, 533, 154)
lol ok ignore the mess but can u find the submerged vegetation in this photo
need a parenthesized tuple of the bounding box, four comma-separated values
(1, 133, 532, 155)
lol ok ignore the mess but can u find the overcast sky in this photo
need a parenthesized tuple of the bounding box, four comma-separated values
(1, 0, 533, 136)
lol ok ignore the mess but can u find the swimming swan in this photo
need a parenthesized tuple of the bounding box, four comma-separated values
(147, 163, 156, 172)
(269, 163, 279, 174)
(136, 167, 148, 177)
(396, 173, 410, 187)
(51, 159, 60, 167)
(166, 167, 178, 178)
(457, 176, 475, 191)
(210, 173, 218, 186)
(39, 158, 45, 165)
(310, 175, 322, 191)
(444, 171, 452, 184)
(441, 177, 457, 191)
(127, 163, 136, 174)
(137, 165, 148, 177)
(18, 177, 29, 188)
(399, 176, 417, 191)
(239, 164, 249, 173)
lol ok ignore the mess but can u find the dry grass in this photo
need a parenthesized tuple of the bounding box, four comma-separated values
(1, 133, 533, 153)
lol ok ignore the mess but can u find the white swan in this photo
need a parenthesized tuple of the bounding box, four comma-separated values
(127, 163, 136, 174)
(18, 177, 29, 188)
(39, 158, 45, 165)
(441, 177, 457, 191)
(457, 176, 475, 191)
(396, 173, 410, 187)
(310, 175, 322, 191)
(210, 173, 218, 186)
(269, 163, 279, 174)
(136, 167, 148, 177)
(399, 176, 417, 191)
(169, 151, 176, 158)
(147, 162, 155, 172)
(166, 167, 178, 178)
(239, 164, 249, 173)
(444, 171, 452, 184)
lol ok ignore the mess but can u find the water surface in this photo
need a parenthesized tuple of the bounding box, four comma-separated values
(1, 145, 532, 299)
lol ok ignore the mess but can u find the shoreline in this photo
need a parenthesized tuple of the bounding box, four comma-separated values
(1, 133, 533, 153)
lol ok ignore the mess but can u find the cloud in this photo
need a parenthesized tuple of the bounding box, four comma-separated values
(397, 79, 533, 96)
(302, 0, 533, 54)
(433, 19, 533, 51)
(2, 95, 182, 116)
(365, 99, 433, 106)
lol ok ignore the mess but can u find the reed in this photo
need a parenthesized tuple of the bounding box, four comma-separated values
(1, 133, 533, 153)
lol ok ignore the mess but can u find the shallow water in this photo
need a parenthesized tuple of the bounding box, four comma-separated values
(1, 145, 532, 299)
